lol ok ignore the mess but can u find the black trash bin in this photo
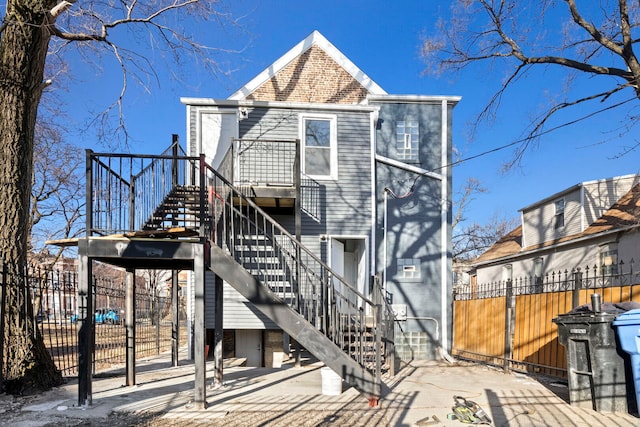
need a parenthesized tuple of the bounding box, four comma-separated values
(553, 302, 632, 413)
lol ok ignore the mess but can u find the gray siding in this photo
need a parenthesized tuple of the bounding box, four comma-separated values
(375, 102, 443, 171)
(222, 283, 278, 329)
(241, 107, 373, 245)
(373, 101, 450, 340)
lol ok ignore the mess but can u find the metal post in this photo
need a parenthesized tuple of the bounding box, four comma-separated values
(172, 134, 179, 189)
(572, 268, 583, 309)
(125, 268, 136, 386)
(77, 240, 94, 406)
(213, 274, 224, 387)
(294, 139, 301, 311)
(155, 287, 160, 354)
(171, 270, 179, 367)
(85, 150, 93, 235)
(294, 139, 302, 367)
(193, 243, 207, 409)
(503, 279, 514, 374)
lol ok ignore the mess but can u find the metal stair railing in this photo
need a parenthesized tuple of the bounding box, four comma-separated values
(200, 155, 384, 375)
(87, 145, 393, 388)
(86, 141, 198, 236)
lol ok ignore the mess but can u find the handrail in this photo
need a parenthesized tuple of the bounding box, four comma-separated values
(86, 140, 395, 381)
(202, 157, 374, 306)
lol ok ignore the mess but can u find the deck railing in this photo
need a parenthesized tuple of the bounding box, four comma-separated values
(87, 140, 394, 380)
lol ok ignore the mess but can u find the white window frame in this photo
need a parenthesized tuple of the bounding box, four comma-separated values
(396, 120, 419, 162)
(397, 258, 421, 281)
(300, 113, 338, 180)
(554, 198, 565, 229)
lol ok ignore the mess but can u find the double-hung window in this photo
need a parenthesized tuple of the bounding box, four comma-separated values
(301, 114, 337, 179)
(554, 198, 565, 229)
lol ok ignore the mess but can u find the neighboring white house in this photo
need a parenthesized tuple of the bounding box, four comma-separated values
(471, 174, 640, 284)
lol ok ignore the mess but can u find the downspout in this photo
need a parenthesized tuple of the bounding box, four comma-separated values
(383, 188, 389, 292)
(370, 109, 379, 288)
(440, 100, 455, 364)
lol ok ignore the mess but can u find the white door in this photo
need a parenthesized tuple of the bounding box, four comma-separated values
(235, 330, 262, 367)
(331, 239, 345, 312)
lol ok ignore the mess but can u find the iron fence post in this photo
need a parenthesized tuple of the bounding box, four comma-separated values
(504, 279, 514, 374)
(572, 268, 583, 309)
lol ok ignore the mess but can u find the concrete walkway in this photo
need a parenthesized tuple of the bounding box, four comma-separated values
(8, 353, 640, 426)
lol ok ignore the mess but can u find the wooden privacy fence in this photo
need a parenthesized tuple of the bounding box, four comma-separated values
(452, 262, 640, 379)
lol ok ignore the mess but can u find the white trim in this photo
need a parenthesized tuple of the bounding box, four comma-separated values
(186, 105, 193, 155)
(370, 111, 378, 276)
(368, 94, 461, 104)
(181, 97, 378, 112)
(327, 234, 370, 295)
(229, 30, 386, 100)
(299, 113, 338, 180)
(375, 154, 442, 181)
(580, 185, 586, 232)
(440, 99, 452, 362)
(520, 211, 526, 248)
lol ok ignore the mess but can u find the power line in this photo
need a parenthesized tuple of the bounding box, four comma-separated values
(436, 96, 637, 173)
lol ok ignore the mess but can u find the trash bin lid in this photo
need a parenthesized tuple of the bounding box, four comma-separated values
(612, 308, 640, 326)
(552, 311, 617, 324)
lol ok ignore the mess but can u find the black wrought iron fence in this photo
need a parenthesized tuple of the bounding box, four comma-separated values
(1, 262, 187, 379)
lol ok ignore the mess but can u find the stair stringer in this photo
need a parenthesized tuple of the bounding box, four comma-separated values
(209, 245, 381, 398)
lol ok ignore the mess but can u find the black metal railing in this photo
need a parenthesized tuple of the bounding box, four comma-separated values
(202, 157, 390, 375)
(233, 139, 298, 186)
(87, 140, 395, 383)
(0, 262, 186, 379)
(87, 139, 195, 235)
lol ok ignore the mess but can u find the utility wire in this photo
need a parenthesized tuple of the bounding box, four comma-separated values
(386, 96, 635, 200)
(435, 96, 637, 173)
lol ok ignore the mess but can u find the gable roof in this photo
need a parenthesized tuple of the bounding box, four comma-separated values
(228, 30, 386, 102)
(475, 182, 640, 264)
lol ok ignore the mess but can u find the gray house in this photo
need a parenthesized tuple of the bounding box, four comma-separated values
(181, 31, 459, 366)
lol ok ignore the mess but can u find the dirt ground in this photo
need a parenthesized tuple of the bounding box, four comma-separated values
(0, 391, 391, 427)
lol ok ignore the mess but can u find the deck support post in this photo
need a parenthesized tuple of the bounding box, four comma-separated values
(125, 268, 136, 386)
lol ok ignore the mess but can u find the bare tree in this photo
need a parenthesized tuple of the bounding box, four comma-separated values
(0, 0, 240, 393)
(30, 118, 84, 256)
(452, 177, 518, 261)
(422, 0, 640, 166)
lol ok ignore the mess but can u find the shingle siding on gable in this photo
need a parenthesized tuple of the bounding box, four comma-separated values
(522, 188, 582, 247)
(246, 46, 369, 104)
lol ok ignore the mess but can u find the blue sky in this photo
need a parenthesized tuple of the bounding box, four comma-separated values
(57, 0, 640, 227)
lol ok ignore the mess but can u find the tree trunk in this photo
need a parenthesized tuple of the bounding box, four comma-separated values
(0, 0, 63, 393)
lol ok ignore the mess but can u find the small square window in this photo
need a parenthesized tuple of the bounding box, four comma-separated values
(397, 258, 421, 280)
(396, 121, 419, 161)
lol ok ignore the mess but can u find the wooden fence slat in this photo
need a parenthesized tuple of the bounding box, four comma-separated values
(452, 284, 640, 378)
